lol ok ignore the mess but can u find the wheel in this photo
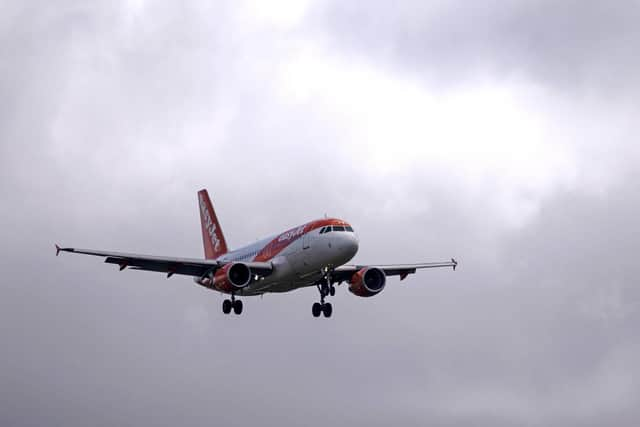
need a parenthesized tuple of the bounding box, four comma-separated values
(312, 302, 322, 317)
(233, 299, 243, 315)
(329, 286, 336, 296)
(322, 302, 333, 318)
(222, 299, 232, 314)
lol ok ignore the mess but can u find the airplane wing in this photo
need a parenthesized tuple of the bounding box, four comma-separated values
(55, 245, 273, 278)
(332, 259, 457, 282)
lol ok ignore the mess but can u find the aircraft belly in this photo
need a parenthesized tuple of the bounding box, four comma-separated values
(243, 261, 324, 294)
(263, 276, 321, 293)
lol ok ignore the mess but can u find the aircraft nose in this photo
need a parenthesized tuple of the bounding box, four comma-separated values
(341, 231, 359, 258)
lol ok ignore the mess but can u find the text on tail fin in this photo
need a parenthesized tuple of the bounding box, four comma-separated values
(198, 189, 228, 259)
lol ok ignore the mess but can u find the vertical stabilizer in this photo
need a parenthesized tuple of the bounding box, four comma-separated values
(197, 189, 228, 259)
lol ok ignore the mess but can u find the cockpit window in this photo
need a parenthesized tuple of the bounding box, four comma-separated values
(322, 225, 355, 233)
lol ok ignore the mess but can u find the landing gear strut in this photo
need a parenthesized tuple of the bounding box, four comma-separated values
(312, 269, 334, 318)
(222, 293, 243, 315)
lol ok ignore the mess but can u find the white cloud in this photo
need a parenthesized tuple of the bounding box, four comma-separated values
(239, 0, 313, 30)
(278, 48, 581, 227)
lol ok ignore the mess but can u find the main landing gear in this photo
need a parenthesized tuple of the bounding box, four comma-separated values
(222, 294, 243, 315)
(312, 270, 335, 318)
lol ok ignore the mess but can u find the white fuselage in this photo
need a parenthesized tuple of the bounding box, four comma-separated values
(217, 221, 359, 295)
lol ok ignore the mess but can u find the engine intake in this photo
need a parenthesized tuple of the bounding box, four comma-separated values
(349, 267, 386, 297)
(212, 262, 252, 292)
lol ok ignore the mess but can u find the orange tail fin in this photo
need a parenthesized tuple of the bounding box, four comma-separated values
(197, 189, 228, 259)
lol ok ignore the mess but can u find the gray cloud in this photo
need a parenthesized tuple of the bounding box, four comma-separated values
(317, 0, 640, 95)
(1, 1, 639, 426)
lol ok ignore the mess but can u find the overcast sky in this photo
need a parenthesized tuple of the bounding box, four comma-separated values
(2, 1, 640, 426)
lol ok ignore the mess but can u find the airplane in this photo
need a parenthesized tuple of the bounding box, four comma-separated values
(56, 189, 457, 318)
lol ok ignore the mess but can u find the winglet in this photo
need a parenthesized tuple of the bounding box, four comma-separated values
(452, 258, 458, 271)
(55, 244, 73, 256)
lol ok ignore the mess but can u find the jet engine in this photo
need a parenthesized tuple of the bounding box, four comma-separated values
(349, 267, 386, 297)
(212, 262, 252, 292)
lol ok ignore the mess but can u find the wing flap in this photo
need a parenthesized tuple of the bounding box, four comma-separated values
(104, 257, 209, 277)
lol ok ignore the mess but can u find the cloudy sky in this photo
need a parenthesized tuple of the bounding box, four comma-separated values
(2, 1, 640, 425)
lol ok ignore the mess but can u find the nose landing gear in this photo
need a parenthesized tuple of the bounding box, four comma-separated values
(312, 270, 335, 318)
(312, 301, 332, 318)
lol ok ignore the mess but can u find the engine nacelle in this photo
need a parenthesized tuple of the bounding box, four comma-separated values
(212, 262, 252, 292)
(349, 267, 386, 297)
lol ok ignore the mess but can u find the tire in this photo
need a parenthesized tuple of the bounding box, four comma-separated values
(222, 299, 232, 314)
(329, 286, 336, 296)
(233, 299, 243, 315)
(322, 302, 333, 318)
(312, 302, 322, 317)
